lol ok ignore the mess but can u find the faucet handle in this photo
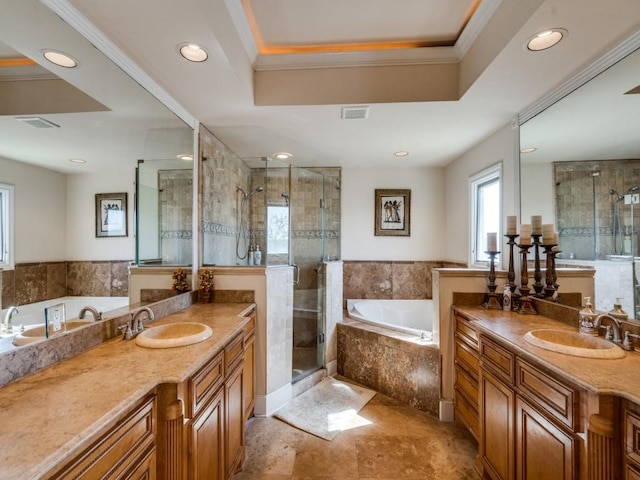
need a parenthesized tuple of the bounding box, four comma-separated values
(600, 324, 613, 342)
(118, 323, 133, 340)
(623, 331, 640, 351)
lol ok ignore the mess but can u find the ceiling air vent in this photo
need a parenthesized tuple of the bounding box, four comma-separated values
(341, 105, 369, 120)
(16, 116, 60, 128)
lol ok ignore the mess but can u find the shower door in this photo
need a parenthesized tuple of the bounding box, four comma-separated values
(289, 166, 325, 382)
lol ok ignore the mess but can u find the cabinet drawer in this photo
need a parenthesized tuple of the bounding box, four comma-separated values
(455, 314, 479, 350)
(243, 313, 256, 339)
(188, 350, 224, 418)
(455, 363, 479, 405)
(54, 395, 156, 480)
(455, 386, 479, 441)
(225, 332, 244, 373)
(627, 464, 640, 480)
(455, 338, 480, 375)
(626, 409, 640, 465)
(480, 335, 515, 386)
(516, 359, 578, 430)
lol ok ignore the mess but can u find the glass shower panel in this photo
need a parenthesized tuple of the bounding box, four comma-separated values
(290, 166, 325, 382)
(555, 171, 597, 260)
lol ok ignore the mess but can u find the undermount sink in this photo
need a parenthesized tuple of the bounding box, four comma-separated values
(523, 329, 625, 359)
(135, 322, 213, 349)
(12, 321, 92, 346)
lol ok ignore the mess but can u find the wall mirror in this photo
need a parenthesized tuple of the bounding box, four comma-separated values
(520, 39, 640, 319)
(0, 0, 194, 269)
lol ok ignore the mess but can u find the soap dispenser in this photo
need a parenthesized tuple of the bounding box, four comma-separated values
(608, 297, 629, 321)
(579, 297, 598, 336)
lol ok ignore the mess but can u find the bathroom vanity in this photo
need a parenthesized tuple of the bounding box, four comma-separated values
(0, 302, 256, 480)
(453, 305, 640, 480)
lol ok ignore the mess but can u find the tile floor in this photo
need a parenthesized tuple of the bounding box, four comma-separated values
(234, 380, 480, 480)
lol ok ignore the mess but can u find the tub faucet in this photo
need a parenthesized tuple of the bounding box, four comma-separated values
(594, 314, 623, 344)
(3, 307, 19, 334)
(78, 306, 102, 322)
(132, 307, 154, 334)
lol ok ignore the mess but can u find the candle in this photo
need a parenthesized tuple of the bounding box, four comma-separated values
(506, 215, 517, 235)
(542, 224, 555, 244)
(520, 224, 531, 245)
(531, 215, 542, 235)
(487, 232, 497, 252)
(551, 233, 559, 245)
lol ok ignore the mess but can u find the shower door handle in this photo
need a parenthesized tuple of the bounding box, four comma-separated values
(292, 264, 299, 285)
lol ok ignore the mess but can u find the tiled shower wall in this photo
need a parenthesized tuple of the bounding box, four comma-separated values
(200, 126, 252, 266)
(555, 159, 640, 259)
(342, 260, 465, 308)
(159, 169, 193, 265)
(1, 261, 130, 308)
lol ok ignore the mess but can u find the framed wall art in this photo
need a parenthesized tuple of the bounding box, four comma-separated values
(374, 189, 411, 236)
(95, 192, 128, 237)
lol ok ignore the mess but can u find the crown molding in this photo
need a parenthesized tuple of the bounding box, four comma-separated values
(41, 0, 197, 129)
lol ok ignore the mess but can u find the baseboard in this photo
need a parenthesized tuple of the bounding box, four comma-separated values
(253, 382, 292, 417)
(439, 398, 454, 422)
(325, 359, 337, 377)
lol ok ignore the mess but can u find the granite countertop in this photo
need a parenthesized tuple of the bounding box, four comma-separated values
(454, 305, 640, 404)
(0, 302, 255, 480)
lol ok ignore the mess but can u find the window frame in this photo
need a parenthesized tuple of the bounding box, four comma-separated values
(469, 163, 502, 268)
(0, 183, 15, 271)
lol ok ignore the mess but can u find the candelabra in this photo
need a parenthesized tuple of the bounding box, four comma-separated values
(505, 234, 519, 310)
(532, 234, 545, 297)
(551, 246, 561, 300)
(483, 251, 502, 309)
(517, 242, 537, 315)
(542, 244, 558, 298)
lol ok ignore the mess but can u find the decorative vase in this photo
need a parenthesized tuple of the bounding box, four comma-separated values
(200, 290, 212, 303)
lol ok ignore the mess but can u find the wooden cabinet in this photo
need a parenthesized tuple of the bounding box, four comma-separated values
(51, 395, 156, 480)
(624, 403, 640, 479)
(477, 334, 580, 480)
(225, 361, 245, 479)
(243, 315, 256, 422)
(480, 348, 515, 480)
(188, 387, 225, 480)
(454, 313, 480, 440)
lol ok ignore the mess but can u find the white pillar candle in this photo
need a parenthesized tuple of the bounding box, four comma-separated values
(520, 224, 531, 245)
(487, 232, 497, 252)
(542, 224, 555, 244)
(531, 215, 542, 236)
(506, 215, 517, 235)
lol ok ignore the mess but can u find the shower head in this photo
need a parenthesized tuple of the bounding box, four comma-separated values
(625, 185, 640, 195)
(237, 186, 264, 200)
(610, 189, 624, 201)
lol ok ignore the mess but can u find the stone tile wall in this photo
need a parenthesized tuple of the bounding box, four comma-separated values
(1, 260, 131, 308)
(342, 260, 465, 307)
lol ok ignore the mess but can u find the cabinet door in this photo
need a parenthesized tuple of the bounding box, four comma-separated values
(188, 388, 225, 480)
(226, 362, 245, 480)
(243, 333, 255, 421)
(480, 369, 515, 480)
(516, 396, 577, 480)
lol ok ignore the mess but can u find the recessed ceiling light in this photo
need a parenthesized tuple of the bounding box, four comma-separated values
(394, 151, 409, 157)
(273, 152, 292, 160)
(178, 43, 208, 62)
(69, 158, 86, 164)
(526, 29, 566, 51)
(42, 50, 77, 68)
(520, 147, 537, 154)
(177, 154, 193, 161)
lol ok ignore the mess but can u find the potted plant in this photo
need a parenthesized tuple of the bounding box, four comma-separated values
(171, 268, 190, 293)
(198, 269, 215, 303)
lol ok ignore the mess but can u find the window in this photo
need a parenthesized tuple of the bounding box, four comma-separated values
(0, 183, 15, 270)
(469, 164, 501, 266)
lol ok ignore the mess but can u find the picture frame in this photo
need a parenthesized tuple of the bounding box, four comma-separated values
(374, 189, 411, 236)
(95, 192, 128, 237)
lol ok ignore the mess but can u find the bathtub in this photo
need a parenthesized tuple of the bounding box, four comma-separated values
(346, 299, 433, 340)
(339, 298, 439, 415)
(1, 296, 129, 337)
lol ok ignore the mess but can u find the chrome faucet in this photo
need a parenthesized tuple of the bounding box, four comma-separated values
(594, 314, 623, 344)
(132, 307, 154, 334)
(2, 307, 18, 334)
(78, 306, 102, 322)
